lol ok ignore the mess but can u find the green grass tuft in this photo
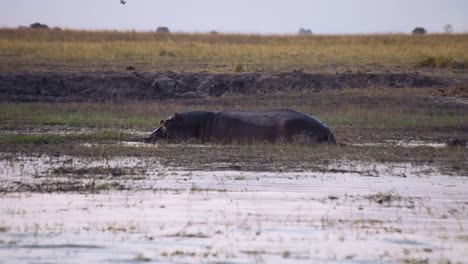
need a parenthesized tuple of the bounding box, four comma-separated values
(0, 131, 140, 144)
(0, 134, 65, 144)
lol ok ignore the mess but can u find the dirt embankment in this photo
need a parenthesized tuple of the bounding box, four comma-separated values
(0, 71, 453, 102)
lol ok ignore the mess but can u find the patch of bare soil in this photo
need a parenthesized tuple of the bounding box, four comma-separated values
(0, 71, 453, 102)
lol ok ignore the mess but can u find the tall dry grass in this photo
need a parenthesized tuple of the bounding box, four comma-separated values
(1, 28, 467, 72)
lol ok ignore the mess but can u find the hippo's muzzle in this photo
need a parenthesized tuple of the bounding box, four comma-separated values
(143, 126, 165, 143)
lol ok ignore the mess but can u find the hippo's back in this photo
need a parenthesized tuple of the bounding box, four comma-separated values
(212, 109, 334, 143)
(223, 109, 325, 126)
(217, 109, 303, 125)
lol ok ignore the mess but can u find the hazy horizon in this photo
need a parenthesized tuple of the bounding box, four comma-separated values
(1, 0, 467, 34)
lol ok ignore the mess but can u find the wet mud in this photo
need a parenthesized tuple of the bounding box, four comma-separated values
(0, 71, 452, 102)
(0, 152, 467, 263)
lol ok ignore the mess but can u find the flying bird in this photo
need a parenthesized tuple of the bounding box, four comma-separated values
(120, 0, 127, 5)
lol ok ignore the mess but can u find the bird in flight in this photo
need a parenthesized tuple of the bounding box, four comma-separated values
(120, 0, 127, 5)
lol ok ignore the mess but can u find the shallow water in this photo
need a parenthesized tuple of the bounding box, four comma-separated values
(351, 140, 448, 148)
(0, 126, 148, 136)
(78, 138, 453, 149)
(0, 153, 467, 263)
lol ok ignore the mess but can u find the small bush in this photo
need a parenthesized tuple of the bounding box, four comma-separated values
(156, 27, 170, 33)
(417, 57, 436, 67)
(30, 22, 49, 30)
(417, 56, 465, 69)
(298, 28, 313, 35)
(450, 60, 466, 69)
(412, 27, 426, 35)
(235, 63, 245, 72)
(443, 24, 454, 34)
(159, 50, 176, 57)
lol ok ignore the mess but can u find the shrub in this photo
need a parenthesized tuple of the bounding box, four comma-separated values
(298, 28, 313, 35)
(417, 56, 465, 69)
(156, 27, 170, 33)
(235, 63, 245, 72)
(159, 49, 176, 57)
(412, 27, 426, 35)
(443, 24, 454, 34)
(30, 22, 49, 30)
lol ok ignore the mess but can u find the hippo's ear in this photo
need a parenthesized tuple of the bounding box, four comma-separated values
(159, 120, 164, 126)
(173, 112, 181, 120)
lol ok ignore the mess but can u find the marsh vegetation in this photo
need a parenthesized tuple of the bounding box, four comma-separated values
(0, 29, 467, 263)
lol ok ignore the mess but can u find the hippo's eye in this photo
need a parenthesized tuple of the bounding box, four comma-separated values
(164, 118, 176, 127)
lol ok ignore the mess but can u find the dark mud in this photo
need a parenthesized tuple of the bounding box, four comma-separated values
(0, 71, 452, 102)
(5, 180, 127, 193)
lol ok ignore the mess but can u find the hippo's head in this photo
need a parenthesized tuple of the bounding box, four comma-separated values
(143, 125, 165, 143)
(143, 113, 191, 143)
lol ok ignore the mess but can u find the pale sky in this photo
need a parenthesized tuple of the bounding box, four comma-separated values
(1, 0, 467, 34)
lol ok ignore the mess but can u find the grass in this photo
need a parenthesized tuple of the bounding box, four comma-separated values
(0, 131, 140, 144)
(9, 180, 126, 193)
(134, 253, 151, 262)
(1, 88, 467, 130)
(417, 56, 465, 69)
(1, 29, 467, 72)
(66, 131, 140, 141)
(401, 258, 429, 264)
(51, 167, 129, 177)
(0, 134, 65, 144)
(365, 192, 402, 205)
(0, 103, 151, 128)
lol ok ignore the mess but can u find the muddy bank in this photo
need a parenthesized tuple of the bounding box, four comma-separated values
(0, 71, 452, 102)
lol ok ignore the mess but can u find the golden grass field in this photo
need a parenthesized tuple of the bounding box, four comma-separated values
(1, 28, 467, 72)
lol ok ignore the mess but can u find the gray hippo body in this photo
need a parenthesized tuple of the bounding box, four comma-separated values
(144, 109, 336, 144)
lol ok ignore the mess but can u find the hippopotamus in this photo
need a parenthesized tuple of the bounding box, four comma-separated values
(143, 109, 336, 144)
